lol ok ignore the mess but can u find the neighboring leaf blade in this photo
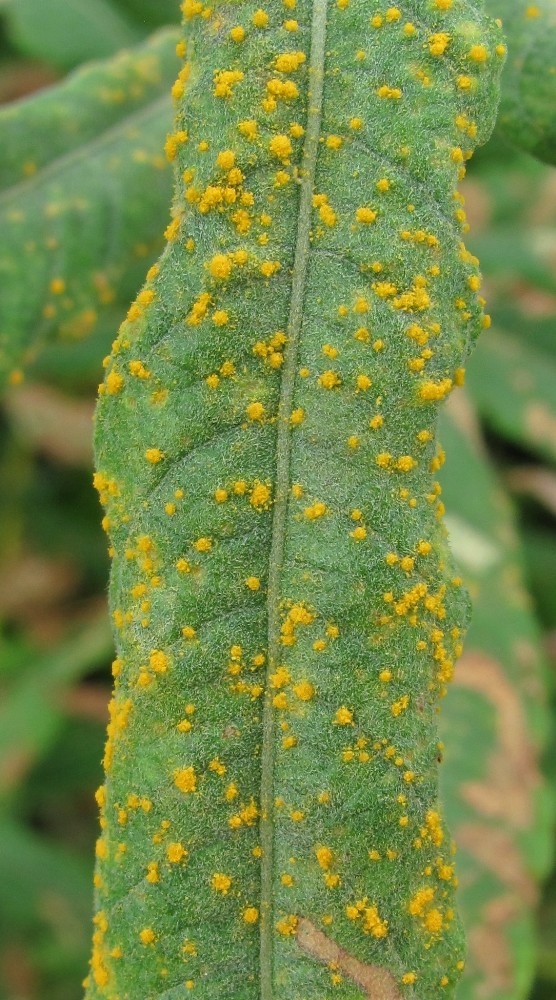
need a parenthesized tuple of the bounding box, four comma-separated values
(0, 27, 178, 188)
(438, 397, 553, 1000)
(89, 2, 504, 998)
(488, 0, 556, 165)
(0, 30, 178, 388)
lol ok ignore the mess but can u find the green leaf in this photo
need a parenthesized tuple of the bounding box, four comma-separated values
(4, 0, 142, 70)
(88, 2, 504, 997)
(487, 0, 556, 165)
(462, 138, 556, 356)
(0, 29, 178, 388)
(438, 398, 554, 1000)
(25, 307, 126, 392)
(467, 329, 556, 464)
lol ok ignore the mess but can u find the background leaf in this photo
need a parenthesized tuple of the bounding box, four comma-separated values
(3, 0, 142, 70)
(439, 396, 554, 1000)
(0, 612, 112, 804)
(467, 330, 556, 465)
(0, 819, 93, 1000)
(0, 29, 177, 387)
(0, 27, 177, 187)
(487, 0, 556, 166)
(115, 0, 182, 29)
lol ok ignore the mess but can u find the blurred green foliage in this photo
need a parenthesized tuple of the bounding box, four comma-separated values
(0, 2, 554, 999)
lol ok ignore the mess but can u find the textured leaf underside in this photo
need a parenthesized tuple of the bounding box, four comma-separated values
(89, 2, 504, 997)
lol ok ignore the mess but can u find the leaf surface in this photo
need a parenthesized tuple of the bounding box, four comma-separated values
(88, 1, 504, 997)
(0, 30, 178, 388)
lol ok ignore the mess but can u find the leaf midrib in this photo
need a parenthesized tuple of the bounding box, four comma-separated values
(259, 0, 328, 995)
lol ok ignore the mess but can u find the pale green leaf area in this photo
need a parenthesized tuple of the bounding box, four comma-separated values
(439, 401, 554, 1000)
(88, 1, 504, 997)
(0, 30, 178, 388)
(487, 0, 556, 166)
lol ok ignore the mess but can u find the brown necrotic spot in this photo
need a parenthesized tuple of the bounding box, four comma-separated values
(296, 918, 402, 999)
